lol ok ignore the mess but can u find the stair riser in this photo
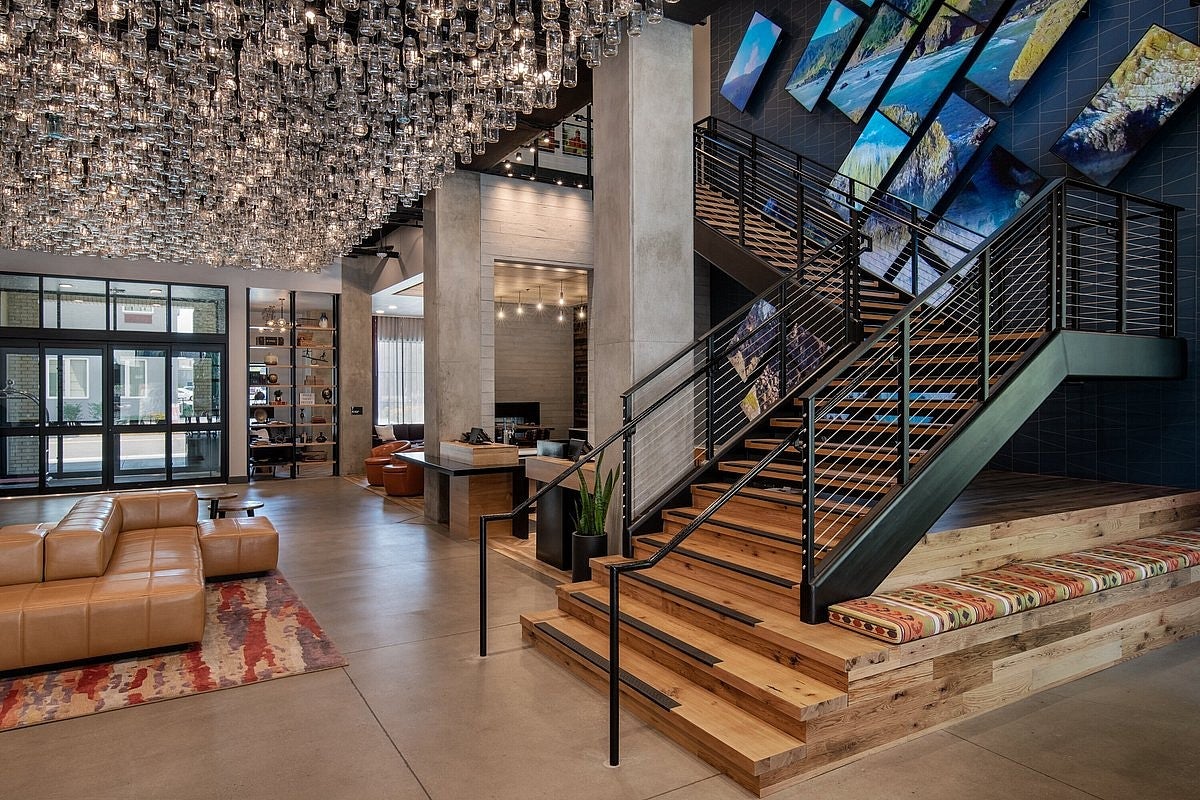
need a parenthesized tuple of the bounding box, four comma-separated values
(591, 569, 850, 691)
(718, 462, 893, 496)
(631, 541, 801, 615)
(556, 590, 817, 731)
(662, 520, 803, 561)
(689, 488, 805, 530)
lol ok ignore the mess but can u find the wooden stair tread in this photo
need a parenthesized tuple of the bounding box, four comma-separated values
(720, 460, 896, 490)
(876, 329, 1043, 348)
(636, 534, 802, 588)
(564, 584, 848, 721)
(825, 398, 976, 412)
(592, 561, 890, 673)
(522, 609, 808, 775)
(692, 482, 875, 517)
(825, 377, 986, 388)
(913, 352, 1021, 366)
(773, 417, 951, 438)
(663, 506, 803, 546)
(745, 440, 925, 463)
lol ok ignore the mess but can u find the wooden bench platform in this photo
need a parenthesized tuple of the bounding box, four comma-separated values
(828, 530, 1200, 643)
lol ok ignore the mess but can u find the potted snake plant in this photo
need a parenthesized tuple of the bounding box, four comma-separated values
(572, 454, 620, 582)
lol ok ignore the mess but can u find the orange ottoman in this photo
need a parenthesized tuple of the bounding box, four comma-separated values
(382, 463, 423, 497)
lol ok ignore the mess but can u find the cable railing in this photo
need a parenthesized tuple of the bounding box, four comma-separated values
(601, 176, 1177, 767)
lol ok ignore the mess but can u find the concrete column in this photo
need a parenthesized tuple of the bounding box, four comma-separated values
(339, 258, 374, 473)
(423, 171, 484, 522)
(592, 20, 695, 549)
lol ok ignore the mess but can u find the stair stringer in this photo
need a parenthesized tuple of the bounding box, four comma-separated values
(804, 330, 1188, 622)
(695, 218, 786, 294)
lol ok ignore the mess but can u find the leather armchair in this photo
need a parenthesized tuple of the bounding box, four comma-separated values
(364, 440, 412, 485)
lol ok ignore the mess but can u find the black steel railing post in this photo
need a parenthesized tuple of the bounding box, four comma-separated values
(802, 396, 817, 569)
(1161, 208, 1177, 337)
(1061, 189, 1073, 331)
(779, 280, 790, 392)
(705, 338, 716, 462)
(622, 395, 634, 555)
(1050, 191, 1060, 332)
(737, 154, 747, 247)
(608, 565, 621, 767)
(1116, 194, 1128, 334)
(898, 318, 911, 485)
(797, 177, 807, 265)
(980, 250, 992, 403)
(479, 517, 489, 656)
(910, 204, 921, 297)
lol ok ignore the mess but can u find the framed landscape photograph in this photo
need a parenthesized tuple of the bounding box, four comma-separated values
(886, 94, 996, 213)
(785, 1, 862, 111)
(946, 0, 1009, 25)
(561, 122, 589, 157)
(966, 0, 1088, 106)
(927, 147, 1044, 263)
(879, 6, 982, 133)
(720, 11, 784, 112)
(827, 3, 915, 124)
(1050, 25, 1200, 186)
(829, 111, 911, 217)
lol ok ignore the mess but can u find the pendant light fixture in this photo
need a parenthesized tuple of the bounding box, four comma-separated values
(536, 287, 545, 312)
(558, 282, 566, 307)
(516, 290, 525, 317)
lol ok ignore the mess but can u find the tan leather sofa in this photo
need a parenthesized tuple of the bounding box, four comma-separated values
(0, 489, 278, 672)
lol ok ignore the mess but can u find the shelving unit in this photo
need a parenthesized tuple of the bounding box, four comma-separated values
(247, 290, 338, 479)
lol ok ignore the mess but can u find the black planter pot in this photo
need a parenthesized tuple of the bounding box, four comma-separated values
(572, 532, 607, 582)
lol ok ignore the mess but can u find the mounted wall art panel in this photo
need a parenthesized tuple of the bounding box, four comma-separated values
(720, 11, 784, 112)
(1051, 25, 1200, 186)
(827, 3, 918, 124)
(785, 1, 863, 112)
(879, 6, 983, 133)
(927, 146, 1045, 264)
(887, 94, 997, 213)
(888, 0, 939, 23)
(966, 0, 1088, 106)
(945, 0, 1009, 25)
(829, 111, 911, 216)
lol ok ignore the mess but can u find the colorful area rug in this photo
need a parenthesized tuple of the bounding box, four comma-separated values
(0, 571, 345, 731)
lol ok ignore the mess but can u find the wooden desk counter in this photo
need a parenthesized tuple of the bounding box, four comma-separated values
(524, 456, 596, 492)
(395, 450, 529, 540)
(525, 456, 600, 570)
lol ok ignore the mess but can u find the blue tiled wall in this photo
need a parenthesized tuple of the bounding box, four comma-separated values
(709, 0, 1200, 488)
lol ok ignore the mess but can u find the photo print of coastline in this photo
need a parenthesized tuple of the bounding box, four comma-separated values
(1051, 25, 1200, 186)
(785, 1, 862, 112)
(927, 147, 1045, 263)
(727, 299, 829, 421)
(828, 1, 930, 124)
(828, 111, 911, 219)
(720, 12, 784, 112)
(966, 0, 1088, 106)
(888, 0, 939, 22)
(859, 197, 956, 304)
(879, 6, 984, 133)
(946, 0, 1010, 25)
(886, 94, 997, 212)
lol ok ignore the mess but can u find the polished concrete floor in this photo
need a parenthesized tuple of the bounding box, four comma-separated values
(2, 477, 1198, 800)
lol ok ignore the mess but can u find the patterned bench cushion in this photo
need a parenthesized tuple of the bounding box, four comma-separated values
(827, 531, 1200, 644)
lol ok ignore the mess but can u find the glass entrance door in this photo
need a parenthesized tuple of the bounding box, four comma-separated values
(45, 347, 106, 488)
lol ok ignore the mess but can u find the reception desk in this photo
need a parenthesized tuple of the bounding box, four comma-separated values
(394, 450, 529, 540)
(525, 456, 596, 569)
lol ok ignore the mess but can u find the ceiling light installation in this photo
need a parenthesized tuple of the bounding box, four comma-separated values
(0, 0, 674, 272)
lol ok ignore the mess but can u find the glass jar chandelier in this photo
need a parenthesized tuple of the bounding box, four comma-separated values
(0, 0, 674, 272)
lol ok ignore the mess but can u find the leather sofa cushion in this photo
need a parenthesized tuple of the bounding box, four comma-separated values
(116, 490, 199, 532)
(44, 495, 123, 581)
(0, 523, 50, 586)
(0, 526, 205, 671)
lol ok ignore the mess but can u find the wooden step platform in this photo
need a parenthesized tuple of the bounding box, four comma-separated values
(519, 473, 1200, 795)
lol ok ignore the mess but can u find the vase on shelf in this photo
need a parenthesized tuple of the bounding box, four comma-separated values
(318, 312, 329, 328)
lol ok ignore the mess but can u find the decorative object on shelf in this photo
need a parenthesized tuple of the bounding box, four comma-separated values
(299, 408, 306, 424)
(0, 0, 668, 272)
(302, 349, 330, 364)
(318, 313, 330, 329)
(297, 333, 314, 347)
(253, 390, 266, 402)
(267, 373, 279, 385)
(312, 416, 328, 424)
(298, 391, 316, 406)
(256, 336, 285, 347)
(249, 373, 264, 386)
(261, 298, 292, 330)
(264, 354, 279, 366)
(315, 432, 328, 443)
(572, 453, 620, 582)
(321, 388, 334, 402)
(273, 390, 284, 404)
(253, 409, 269, 424)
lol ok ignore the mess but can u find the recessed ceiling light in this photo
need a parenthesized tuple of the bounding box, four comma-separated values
(58, 282, 73, 288)
(149, 288, 163, 295)
(374, 308, 384, 313)
(387, 304, 397, 310)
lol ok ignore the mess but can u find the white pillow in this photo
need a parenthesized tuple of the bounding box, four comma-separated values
(374, 424, 397, 442)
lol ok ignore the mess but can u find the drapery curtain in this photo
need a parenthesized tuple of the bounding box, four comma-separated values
(375, 316, 424, 424)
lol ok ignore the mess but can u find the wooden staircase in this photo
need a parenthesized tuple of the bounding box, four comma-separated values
(520, 295, 1051, 794)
